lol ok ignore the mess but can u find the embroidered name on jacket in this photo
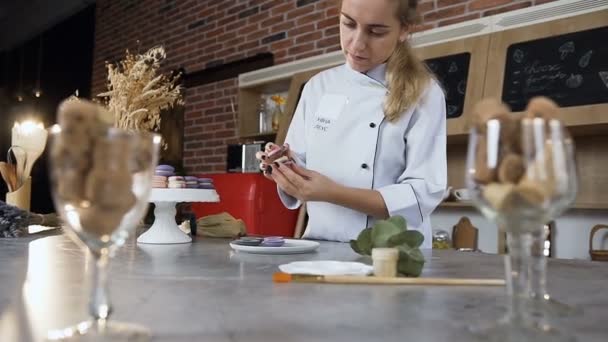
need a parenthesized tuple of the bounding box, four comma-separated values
(314, 117, 331, 132)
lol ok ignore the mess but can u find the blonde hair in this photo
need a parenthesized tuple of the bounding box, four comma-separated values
(338, 0, 432, 122)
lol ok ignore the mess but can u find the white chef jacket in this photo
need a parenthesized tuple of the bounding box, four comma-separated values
(278, 62, 447, 248)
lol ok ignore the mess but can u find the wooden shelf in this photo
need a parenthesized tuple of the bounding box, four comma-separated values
(439, 201, 474, 208)
(239, 132, 276, 142)
(438, 201, 608, 210)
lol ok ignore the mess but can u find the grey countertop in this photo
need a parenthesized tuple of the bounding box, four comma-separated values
(0, 230, 607, 341)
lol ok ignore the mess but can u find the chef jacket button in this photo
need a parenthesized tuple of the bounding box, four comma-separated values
(369, 122, 376, 128)
(361, 163, 368, 169)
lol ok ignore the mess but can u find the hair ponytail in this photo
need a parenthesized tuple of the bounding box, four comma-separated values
(384, 0, 431, 122)
(384, 39, 431, 121)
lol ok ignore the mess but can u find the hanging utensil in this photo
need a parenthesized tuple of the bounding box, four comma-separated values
(7, 146, 26, 188)
(0, 161, 17, 192)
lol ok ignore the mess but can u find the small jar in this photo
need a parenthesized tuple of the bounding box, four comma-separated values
(432, 230, 451, 249)
(372, 248, 399, 277)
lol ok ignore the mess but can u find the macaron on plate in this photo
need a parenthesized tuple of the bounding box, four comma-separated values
(230, 237, 319, 255)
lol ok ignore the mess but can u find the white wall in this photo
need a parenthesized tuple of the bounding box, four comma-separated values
(431, 207, 608, 260)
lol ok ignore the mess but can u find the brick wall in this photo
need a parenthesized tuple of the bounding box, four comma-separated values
(92, 0, 557, 174)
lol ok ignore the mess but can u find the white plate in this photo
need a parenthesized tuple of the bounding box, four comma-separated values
(229, 239, 320, 255)
(279, 261, 373, 276)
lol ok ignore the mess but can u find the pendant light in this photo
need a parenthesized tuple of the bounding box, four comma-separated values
(33, 35, 43, 98)
(16, 47, 24, 102)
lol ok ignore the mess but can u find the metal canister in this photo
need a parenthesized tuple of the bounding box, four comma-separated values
(432, 229, 451, 249)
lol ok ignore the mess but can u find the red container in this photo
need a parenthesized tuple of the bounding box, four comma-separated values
(191, 173, 298, 237)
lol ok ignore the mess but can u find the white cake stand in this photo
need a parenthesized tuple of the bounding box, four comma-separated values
(137, 188, 220, 244)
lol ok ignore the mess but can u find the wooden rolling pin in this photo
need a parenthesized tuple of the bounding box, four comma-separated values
(273, 272, 505, 286)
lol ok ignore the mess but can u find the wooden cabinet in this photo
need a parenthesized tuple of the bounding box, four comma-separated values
(237, 79, 290, 141)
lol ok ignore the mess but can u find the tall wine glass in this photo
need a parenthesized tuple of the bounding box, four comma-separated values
(47, 125, 160, 341)
(465, 112, 577, 341)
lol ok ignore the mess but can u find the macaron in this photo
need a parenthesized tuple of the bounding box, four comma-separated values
(152, 175, 168, 188)
(261, 236, 285, 247)
(233, 237, 263, 246)
(155, 170, 175, 177)
(198, 178, 213, 183)
(156, 164, 175, 172)
(168, 176, 185, 182)
(199, 183, 214, 189)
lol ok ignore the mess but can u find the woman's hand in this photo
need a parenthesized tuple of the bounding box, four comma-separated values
(256, 142, 292, 180)
(270, 162, 339, 202)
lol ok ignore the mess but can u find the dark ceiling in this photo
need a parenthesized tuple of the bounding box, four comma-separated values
(0, 0, 95, 51)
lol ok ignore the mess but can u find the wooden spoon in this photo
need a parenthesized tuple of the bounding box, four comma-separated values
(8, 146, 26, 188)
(0, 161, 17, 192)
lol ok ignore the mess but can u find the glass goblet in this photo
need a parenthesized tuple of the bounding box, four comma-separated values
(47, 126, 160, 341)
(465, 115, 577, 341)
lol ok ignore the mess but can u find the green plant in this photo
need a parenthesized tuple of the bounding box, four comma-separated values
(350, 216, 425, 277)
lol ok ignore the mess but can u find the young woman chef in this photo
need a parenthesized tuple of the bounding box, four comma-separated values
(258, 0, 446, 248)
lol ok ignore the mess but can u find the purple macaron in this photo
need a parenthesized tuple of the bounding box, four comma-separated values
(261, 236, 285, 247)
(155, 170, 175, 177)
(156, 164, 175, 172)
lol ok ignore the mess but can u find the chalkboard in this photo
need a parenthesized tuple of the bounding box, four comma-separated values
(503, 26, 608, 111)
(425, 52, 471, 119)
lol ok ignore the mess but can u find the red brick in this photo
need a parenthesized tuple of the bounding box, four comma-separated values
(271, 2, 296, 16)
(469, 0, 514, 11)
(316, 17, 337, 30)
(246, 28, 270, 41)
(324, 26, 339, 36)
(316, 35, 339, 49)
(216, 79, 237, 88)
(271, 20, 294, 32)
(225, 36, 246, 47)
(439, 13, 481, 26)
(204, 156, 224, 163)
(423, 4, 466, 22)
(437, 0, 468, 7)
(296, 31, 322, 44)
(286, 7, 309, 20)
(271, 38, 294, 50)
(315, 1, 336, 11)
(274, 49, 288, 60)
(261, 15, 285, 28)
(218, 14, 238, 27)
(483, 2, 532, 16)
(218, 30, 237, 42)
(294, 51, 320, 60)
(261, 0, 285, 11)
(237, 23, 259, 35)
(206, 26, 225, 38)
(325, 7, 339, 17)
(288, 42, 314, 55)
(296, 11, 324, 26)
(247, 10, 270, 24)
(417, 1, 435, 14)
(288, 23, 314, 37)
(214, 127, 235, 137)
(237, 40, 261, 51)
